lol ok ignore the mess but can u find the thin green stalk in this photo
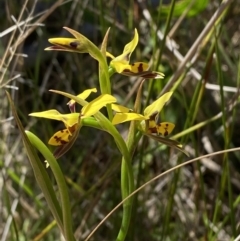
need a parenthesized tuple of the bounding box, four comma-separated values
(117, 119, 140, 241)
(98, 0, 106, 34)
(218, 189, 240, 231)
(127, 0, 134, 29)
(157, 0, 176, 67)
(161, 169, 178, 240)
(81, 117, 105, 130)
(100, 28, 113, 120)
(127, 135, 146, 240)
(227, 58, 240, 235)
(227, 156, 236, 236)
(116, 80, 146, 241)
(97, 115, 134, 241)
(147, 0, 176, 105)
(209, 29, 235, 239)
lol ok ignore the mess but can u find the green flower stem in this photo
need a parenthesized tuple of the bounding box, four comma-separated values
(100, 57, 113, 120)
(94, 111, 134, 184)
(96, 114, 134, 241)
(116, 79, 145, 241)
(108, 66, 116, 78)
(84, 113, 135, 241)
(117, 119, 140, 241)
(51, 90, 134, 241)
(81, 117, 104, 130)
(94, 50, 113, 120)
(26, 131, 76, 241)
(75, 30, 112, 119)
(91, 111, 134, 241)
(99, 28, 113, 120)
(88, 32, 111, 96)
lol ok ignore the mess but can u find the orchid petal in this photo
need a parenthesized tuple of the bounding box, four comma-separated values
(52, 122, 82, 158)
(48, 129, 72, 146)
(112, 113, 147, 125)
(29, 110, 79, 127)
(106, 52, 115, 59)
(112, 28, 138, 63)
(46, 27, 94, 54)
(112, 62, 165, 79)
(77, 88, 97, 100)
(128, 62, 149, 73)
(111, 104, 131, 113)
(144, 92, 173, 117)
(121, 70, 164, 79)
(45, 38, 84, 53)
(82, 94, 117, 117)
(45, 27, 103, 64)
(148, 122, 175, 136)
(145, 134, 189, 156)
(29, 109, 62, 119)
(111, 62, 129, 73)
(67, 88, 97, 106)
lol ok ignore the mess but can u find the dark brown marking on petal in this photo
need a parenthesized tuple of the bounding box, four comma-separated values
(148, 127, 158, 134)
(60, 140, 68, 145)
(122, 69, 157, 78)
(142, 72, 157, 79)
(165, 123, 169, 127)
(134, 71, 161, 79)
(70, 41, 79, 49)
(68, 124, 77, 134)
(138, 63, 143, 73)
(164, 131, 168, 136)
(54, 135, 62, 143)
(149, 111, 158, 121)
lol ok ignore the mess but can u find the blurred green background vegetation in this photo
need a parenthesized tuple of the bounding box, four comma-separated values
(1, 0, 240, 240)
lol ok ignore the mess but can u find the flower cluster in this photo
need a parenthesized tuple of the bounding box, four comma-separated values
(30, 27, 185, 159)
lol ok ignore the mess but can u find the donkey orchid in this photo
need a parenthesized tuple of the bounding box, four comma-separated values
(107, 29, 164, 79)
(112, 92, 174, 134)
(111, 92, 186, 152)
(29, 89, 117, 158)
(45, 27, 96, 55)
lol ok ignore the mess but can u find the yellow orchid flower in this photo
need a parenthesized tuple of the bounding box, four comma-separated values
(67, 88, 97, 113)
(29, 110, 81, 146)
(107, 29, 164, 79)
(111, 91, 187, 153)
(44, 27, 111, 95)
(45, 27, 96, 55)
(112, 92, 174, 132)
(29, 89, 117, 158)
